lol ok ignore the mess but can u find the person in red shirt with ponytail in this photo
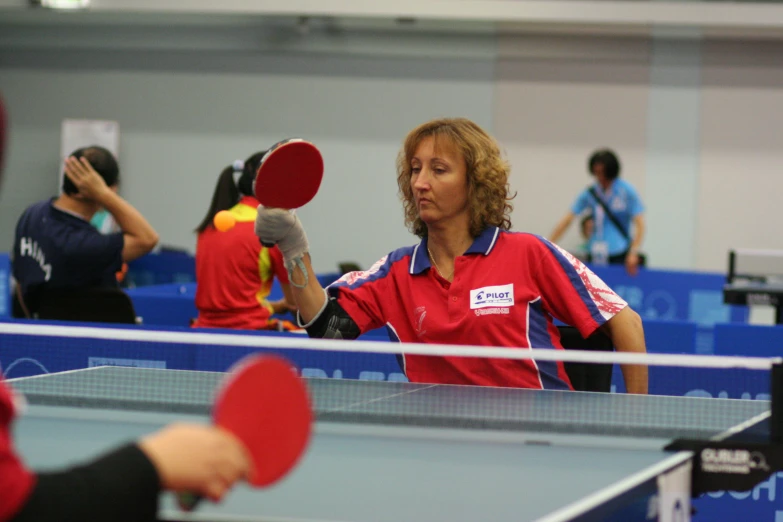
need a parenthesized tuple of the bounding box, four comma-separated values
(193, 153, 296, 331)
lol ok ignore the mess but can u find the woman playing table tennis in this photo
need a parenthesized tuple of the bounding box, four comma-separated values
(255, 118, 648, 394)
(193, 151, 296, 331)
(0, 97, 250, 522)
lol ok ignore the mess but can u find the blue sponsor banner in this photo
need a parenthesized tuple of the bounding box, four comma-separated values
(590, 265, 747, 326)
(713, 323, 783, 358)
(693, 474, 783, 522)
(0, 327, 194, 378)
(588, 265, 749, 356)
(188, 327, 404, 381)
(642, 320, 697, 355)
(129, 293, 198, 327)
(612, 364, 770, 401)
(0, 321, 398, 380)
(125, 250, 197, 287)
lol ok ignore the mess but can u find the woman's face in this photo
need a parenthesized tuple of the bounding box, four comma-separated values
(409, 136, 469, 229)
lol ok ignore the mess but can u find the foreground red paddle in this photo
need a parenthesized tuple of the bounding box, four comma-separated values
(254, 138, 324, 209)
(178, 354, 313, 510)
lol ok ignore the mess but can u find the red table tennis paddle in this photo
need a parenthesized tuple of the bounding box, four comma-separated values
(253, 138, 324, 209)
(177, 354, 313, 511)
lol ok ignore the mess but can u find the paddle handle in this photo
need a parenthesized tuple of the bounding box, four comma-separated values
(176, 491, 203, 512)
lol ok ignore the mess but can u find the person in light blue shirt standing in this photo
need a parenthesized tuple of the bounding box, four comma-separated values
(549, 149, 646, 275)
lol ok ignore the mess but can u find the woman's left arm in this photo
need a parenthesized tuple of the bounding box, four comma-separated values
(599, 306, 648, 394)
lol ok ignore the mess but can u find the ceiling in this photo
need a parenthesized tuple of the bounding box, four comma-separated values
(4, 1, 783, 41)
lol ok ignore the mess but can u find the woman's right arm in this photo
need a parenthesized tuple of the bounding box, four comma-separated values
(288, 253, 327, 323)
(255, 207, 368, 339)
(254, 208, 328, 323)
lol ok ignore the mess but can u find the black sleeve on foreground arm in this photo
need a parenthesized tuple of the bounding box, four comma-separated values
(12, 443, 161, 522)
(305, 298, 362, 341)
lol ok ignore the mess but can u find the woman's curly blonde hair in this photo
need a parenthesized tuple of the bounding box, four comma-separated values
(396, 118, 514, 239)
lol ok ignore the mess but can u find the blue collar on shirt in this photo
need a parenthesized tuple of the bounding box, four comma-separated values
(408, 226, 500, 275)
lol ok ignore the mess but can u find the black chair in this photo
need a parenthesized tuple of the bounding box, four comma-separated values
(557, 325, 614, 393)
(16, 286, 138, 325)
(338, 262, 362, 274)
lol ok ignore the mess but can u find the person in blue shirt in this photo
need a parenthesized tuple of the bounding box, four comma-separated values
(549, 149, 646, 275)
(12, 146, 159, 317)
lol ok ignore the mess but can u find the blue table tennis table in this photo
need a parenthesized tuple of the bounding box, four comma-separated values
(8, 366, 771, 522)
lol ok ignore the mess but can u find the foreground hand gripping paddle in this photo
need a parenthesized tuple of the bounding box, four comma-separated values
(253, 138, 324, 209)
(178, 354, 313, 511)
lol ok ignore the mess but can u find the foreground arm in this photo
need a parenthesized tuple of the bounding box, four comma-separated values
(10, 424, 249, 522)
(13, 444, 160, 522)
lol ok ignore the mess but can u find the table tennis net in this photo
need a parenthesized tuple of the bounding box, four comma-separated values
(0, 322, 775, 443)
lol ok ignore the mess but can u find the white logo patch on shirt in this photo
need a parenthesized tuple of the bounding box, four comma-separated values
(470, 284, 514, 309)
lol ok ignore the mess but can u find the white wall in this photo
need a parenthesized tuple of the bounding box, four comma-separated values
(0, 32, 496, 273)
(643, 35, 702, 270)
(697, 40, 783, 272)
(4, 21, 783, 275)
(493, 35, 650, 253)
(494, 33, 783, 273)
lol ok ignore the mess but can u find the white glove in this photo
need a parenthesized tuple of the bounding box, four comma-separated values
(254, 206, 309, 268)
